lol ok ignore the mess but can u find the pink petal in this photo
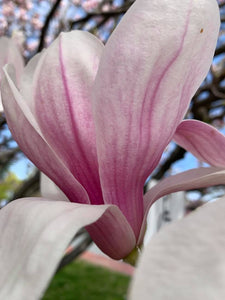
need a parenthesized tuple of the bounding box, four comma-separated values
(0, 37, 24, 111)
(86, 205, 136, 259)
(174, 120, 225, 167)
(34, 31, 104, 204)
(20, 50, 45, 108)
(130, 197, 225, 299)
(92, 0, 220, 238)
(138, 167, 225, 244)
(2, 65, 90, 204)
(0, 37, 24, 84)
(0, 94, 3, 112)
(0, 198, 135, 299)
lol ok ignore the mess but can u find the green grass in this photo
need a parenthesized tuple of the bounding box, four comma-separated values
(43, 259, 131, 300)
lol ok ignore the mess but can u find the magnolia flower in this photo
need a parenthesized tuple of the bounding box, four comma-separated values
(0, 36, 24, 111)
(0, 0, 223, 298)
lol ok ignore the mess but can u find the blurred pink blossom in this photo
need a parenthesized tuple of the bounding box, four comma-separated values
(0, 17, 7, 35)
(26, 39, 38, 52)
(2, 3, 15, 17)
(31, 14, 43, 30)
(82, 0, 100, 11)
(17, 8, 29, 22)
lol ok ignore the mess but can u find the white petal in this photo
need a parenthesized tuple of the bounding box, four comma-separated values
(40, 173, 69, 202)
(130, 197, 225, 300)
(0, 198, 118, 299)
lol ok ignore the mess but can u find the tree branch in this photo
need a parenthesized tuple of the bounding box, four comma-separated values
(37, 0, 62, 52)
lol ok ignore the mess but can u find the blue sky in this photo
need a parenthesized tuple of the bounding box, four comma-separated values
(10, 156, 35, 180)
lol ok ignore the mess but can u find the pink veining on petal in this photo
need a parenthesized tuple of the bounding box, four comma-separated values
(58, 35, 103, 204)
(92, 0, 219, 239)
(34, 31, 104, 204)
(2, 65, 90, 205)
